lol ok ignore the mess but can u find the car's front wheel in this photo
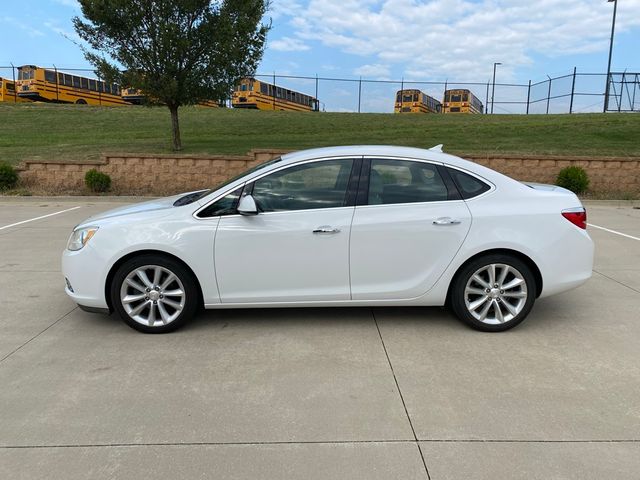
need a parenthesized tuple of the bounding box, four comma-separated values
(450, 254, 536, 332)
(111, 254, 199, 333)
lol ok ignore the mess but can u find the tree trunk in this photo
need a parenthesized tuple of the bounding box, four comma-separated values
(169, 105, 182, 151)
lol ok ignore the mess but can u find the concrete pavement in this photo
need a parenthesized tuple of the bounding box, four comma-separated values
(0, 198, 638, 479)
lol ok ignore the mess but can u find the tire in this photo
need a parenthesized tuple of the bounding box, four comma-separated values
(450, 254, 537, 332)
(110, 254, 199, 333)
(75, 99, 87, 105)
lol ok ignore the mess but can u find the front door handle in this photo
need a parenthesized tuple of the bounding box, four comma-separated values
(313, 225, 341, 234)
(433, 217, 461, 226)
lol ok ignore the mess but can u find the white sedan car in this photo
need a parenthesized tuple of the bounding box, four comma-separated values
(62, 145, 593, 333)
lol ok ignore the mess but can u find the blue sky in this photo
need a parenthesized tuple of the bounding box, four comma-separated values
(1, 0, 639, 113)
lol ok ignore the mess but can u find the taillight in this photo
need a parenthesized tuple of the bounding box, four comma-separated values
(562, 208, 587, 229)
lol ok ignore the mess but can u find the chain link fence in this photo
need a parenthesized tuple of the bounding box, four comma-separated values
(1, 64, 638, 114)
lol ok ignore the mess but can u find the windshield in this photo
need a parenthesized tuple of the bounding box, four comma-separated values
(172, 156, 283, 206)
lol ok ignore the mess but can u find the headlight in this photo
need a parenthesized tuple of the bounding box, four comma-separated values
(67, 226, 99, 251)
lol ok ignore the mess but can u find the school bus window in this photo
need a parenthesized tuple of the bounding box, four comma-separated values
(72, 76, 80, 88)
(45, 70, 56, 83)
(260, 83, 267, 94)
(58, 73, 64, 84)
(452, 94, 461, 102)
(64, 75, 72, 87)
(89, 79, 96, 91)
(80, 78, 88, 89)
(462, 94, 468, 101)
(241, 84, 247, 91)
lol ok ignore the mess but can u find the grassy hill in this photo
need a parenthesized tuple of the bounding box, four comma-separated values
(1, 103, 639, 165)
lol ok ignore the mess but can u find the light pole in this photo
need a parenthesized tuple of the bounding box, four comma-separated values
(604, 0, 618, 112)
(491, 62, 501, 114)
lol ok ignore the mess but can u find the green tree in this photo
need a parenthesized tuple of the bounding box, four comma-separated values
(74, 0, 270, 150)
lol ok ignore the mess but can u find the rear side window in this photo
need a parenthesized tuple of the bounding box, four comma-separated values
(447, 168, 491, 199)
(367, 159, 448, 205)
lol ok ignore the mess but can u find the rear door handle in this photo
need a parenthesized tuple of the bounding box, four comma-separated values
(313, 225, 341, 234)
(433, 217, 461, 226)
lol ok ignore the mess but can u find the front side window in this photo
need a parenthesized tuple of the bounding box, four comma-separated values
(252, 159, 354, 212)
(197, 186, 243, 218)
(367, 159, 448, 205)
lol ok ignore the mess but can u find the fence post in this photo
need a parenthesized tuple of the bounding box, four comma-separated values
(632, 74, 638, 112)
(569, 67, 577, 114)
(443, 80, 447, 114)
(485, 81, 490, 114)
(618, 69, 628, 113)
(357, 76, 362, 113)
(53, 64, 60, 102)
(315, 73, 318, 103)
(526, 80, 531, 114)
(10, 62, 17, 103)
(272, 72, 276, 110)
(399, 78, 404, 113)
(546, 75, 552, 114)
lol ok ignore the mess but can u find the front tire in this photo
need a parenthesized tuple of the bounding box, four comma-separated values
(450, 254, 536, 332)
(110, 254, 199, 333)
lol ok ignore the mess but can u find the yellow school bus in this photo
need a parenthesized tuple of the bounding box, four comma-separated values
(0, 78, 31, 103)
(232, 77, 319, 112)
(122, 87, 222, 107)
(442, 89, 483, 114)
(394, 89, 441, 113)
(16, 65, 129, 106)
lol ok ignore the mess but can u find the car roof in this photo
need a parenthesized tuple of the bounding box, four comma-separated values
(198, 145, 522, 206)
(279, 145, 508, 182)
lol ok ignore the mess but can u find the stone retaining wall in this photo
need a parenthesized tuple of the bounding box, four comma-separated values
(16, 150, 640, 195)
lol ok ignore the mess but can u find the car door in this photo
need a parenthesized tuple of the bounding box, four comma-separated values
(214, 157, 359, 303)
(350, 157, 472, 300)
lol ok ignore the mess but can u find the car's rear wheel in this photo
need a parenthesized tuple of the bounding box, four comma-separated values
(450, 254, 536, 332)
(111, 254, 199, 333)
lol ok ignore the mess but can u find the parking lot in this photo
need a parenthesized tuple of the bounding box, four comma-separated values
(0, 197, 639, 479)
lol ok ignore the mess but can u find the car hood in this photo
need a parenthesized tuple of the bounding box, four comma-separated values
(78, 191, 203, 226)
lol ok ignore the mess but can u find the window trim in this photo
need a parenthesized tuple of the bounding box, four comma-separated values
(192, 156, 362, 220)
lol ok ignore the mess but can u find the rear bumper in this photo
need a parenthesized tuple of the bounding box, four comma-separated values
(538, 227, 594, 298)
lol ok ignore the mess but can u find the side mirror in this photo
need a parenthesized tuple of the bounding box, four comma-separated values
(237, 194, 258, 216)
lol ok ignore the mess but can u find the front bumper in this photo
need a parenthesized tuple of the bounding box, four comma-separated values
(62, 245, 110, 310)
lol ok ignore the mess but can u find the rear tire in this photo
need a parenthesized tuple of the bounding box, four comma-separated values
(110, 254, 199, 333)
(450, 254, 536, 332)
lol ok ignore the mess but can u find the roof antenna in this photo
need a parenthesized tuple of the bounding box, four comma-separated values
(429, 144, 444, 152)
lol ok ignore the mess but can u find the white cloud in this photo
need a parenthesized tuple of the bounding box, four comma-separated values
(0, 16, 44, 37)
(278, 0, 640, 81)
(353, 63, 390, 79)
(52, 0, 79, 7)
(270, 36, 311, 52)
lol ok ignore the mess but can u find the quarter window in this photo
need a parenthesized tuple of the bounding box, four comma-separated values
(252, 159, 354, 212)
(447, 168, 491, 199)
(367, 159, 448, 205)
(197, 187, 243, 218)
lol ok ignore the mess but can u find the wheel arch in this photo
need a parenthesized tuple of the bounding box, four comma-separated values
(446, 248, 543, 304)
(105, 249, 204, 312)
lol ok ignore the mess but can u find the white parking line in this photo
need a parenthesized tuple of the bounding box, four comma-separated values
(588, 223, 640, 242)
(0, 206, 81, 231)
